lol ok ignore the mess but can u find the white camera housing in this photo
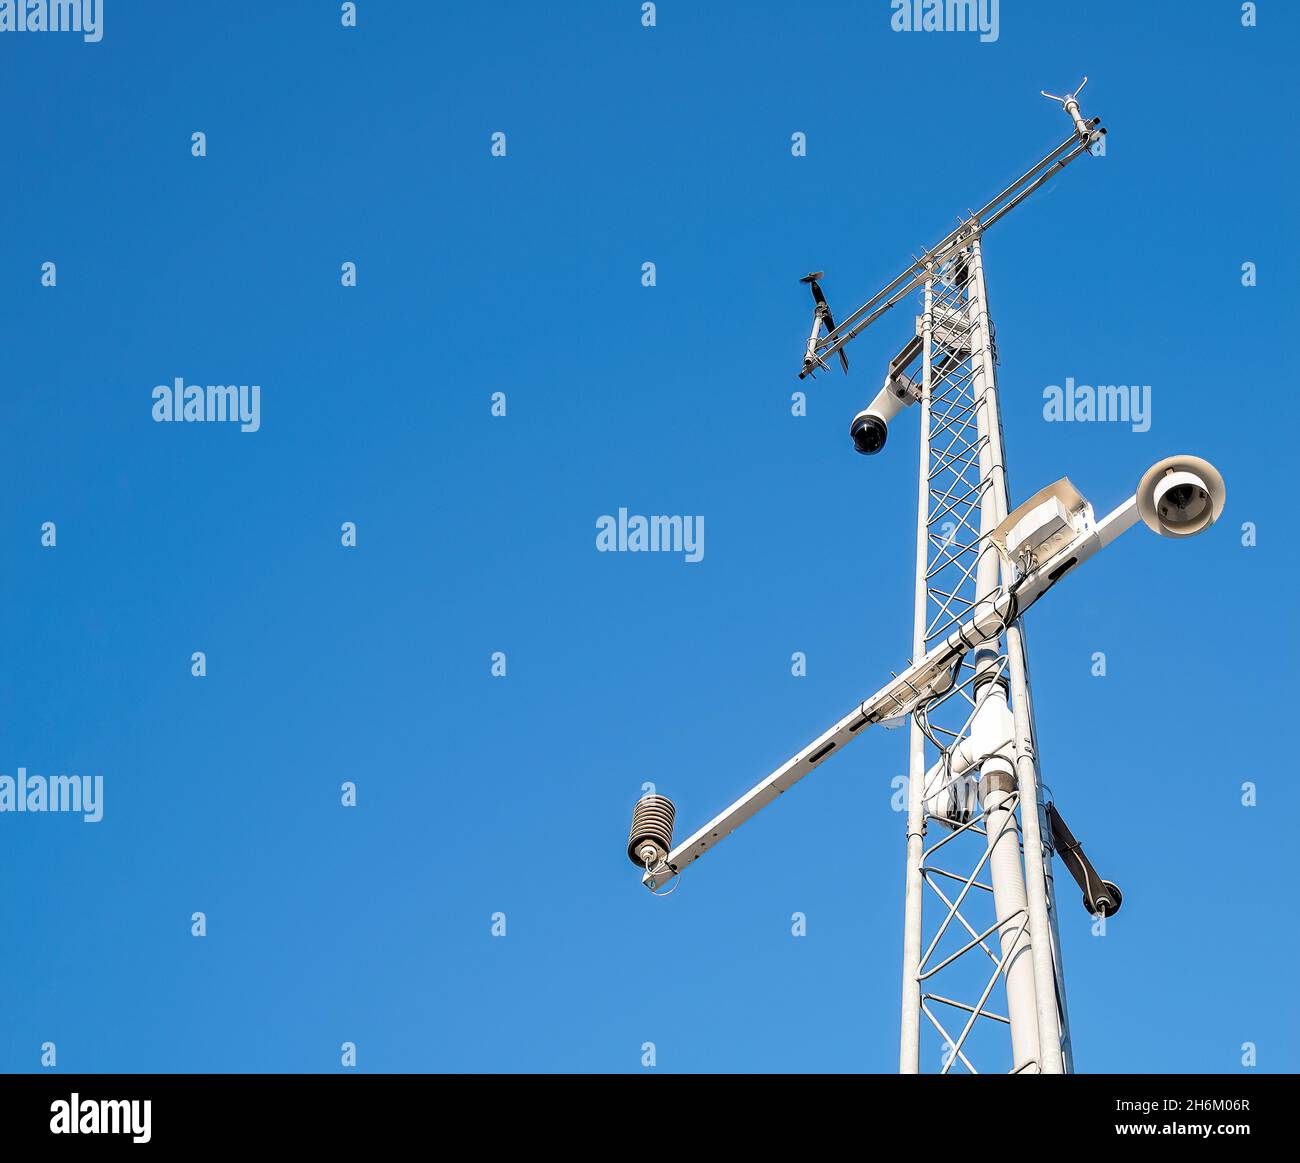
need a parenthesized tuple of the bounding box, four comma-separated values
(1136, 454, 1226, 538)
(851, 373, 919, 455)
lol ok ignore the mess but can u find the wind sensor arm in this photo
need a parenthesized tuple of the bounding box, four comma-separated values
(801, 272, 850, 375)
(799, 82, 1105, 379)
(1040, 76, 1095, 141)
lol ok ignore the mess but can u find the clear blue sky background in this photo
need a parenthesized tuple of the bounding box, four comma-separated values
(2, 1, 1296, 1073)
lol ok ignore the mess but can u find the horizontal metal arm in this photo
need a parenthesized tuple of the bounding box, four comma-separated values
(799, 128, 1100, 379)
(643, 495, 1136, 891)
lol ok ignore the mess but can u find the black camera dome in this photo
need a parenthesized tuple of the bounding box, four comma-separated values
(850, 413, 887, 455)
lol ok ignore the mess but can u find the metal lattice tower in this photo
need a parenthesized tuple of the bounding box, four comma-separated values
(628, 82, 1225, 1075)
(897, 239, 1071, 1074)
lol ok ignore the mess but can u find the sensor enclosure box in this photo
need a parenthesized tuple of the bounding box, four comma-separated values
(1005, 497, 1072, 562)
(991, 478, 1093, 571)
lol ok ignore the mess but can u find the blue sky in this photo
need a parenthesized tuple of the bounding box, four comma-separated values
(1, 0, 1295, 1073)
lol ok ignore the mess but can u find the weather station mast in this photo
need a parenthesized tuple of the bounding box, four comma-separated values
(626, 82, 1227, 1074)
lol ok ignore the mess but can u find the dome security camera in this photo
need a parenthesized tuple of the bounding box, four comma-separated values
(850, 409, 888, 455)
(850, 371, 918, 456)
(1136, 454, 1226, 538)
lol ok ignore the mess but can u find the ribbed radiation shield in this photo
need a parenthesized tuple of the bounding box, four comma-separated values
(626, 795, 676, 866)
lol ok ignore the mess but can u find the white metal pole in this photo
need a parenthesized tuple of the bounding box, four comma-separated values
(980, 779, 1040, 1069)
(1019, 628, 1076, 1071)
(966, 237, 1042, 1073)
(899, 275, 935, 1074)
(967, 235, 1066, 1073)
